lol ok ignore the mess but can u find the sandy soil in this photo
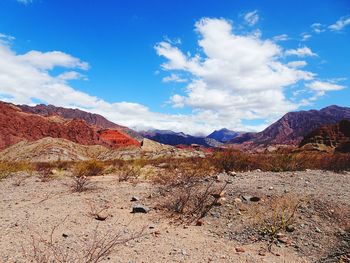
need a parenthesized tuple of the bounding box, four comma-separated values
(0, 170, 349, 263)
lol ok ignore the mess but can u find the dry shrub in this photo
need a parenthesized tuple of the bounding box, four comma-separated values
(155, 162, 228, 223)
(211, 150, 350, 173)
(0, 161, 33, 180)
(86, 199, 110, 220)
(35, 162, 55, 182)
(71, 176, 91, 193)
(22, 220, 145, 263)
(118, 164, 141, 182)
(320, 153, 350, 172)
(248, 195, 303, 238)
(74, 160, 105, 177)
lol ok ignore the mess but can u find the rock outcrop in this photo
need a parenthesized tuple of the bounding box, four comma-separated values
(299, 120, 350, 152)
(230, 105, 350, 147)
(0, 102, 140, 150)
(18, 103, 143, 141)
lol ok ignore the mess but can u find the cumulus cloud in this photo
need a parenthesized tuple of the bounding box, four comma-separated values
(287, 61, 307, 68)
(162, 73, 187, 83)
(285, 46, 316, 57)
(329, 16, 350, 31)
(244, 10, 259, 26)
(306, 81, 344, 91)
(0, 36, 262, 135)
(300, 33, 312, 41)
(16, 0, 33, 4)
(155, 18, 322, 124)
(18, 50, 89, 70)
(273, 34, 288, 42)
(311, 23, 326, 33)
(0, 17, 345, 135)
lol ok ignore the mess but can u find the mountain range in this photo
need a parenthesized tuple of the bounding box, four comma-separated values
(230, 105, 350, 147)
(0, 102, 140, 150)
(1, 101, 350, 153)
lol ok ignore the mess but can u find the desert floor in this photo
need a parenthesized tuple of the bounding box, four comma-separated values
(1, 170, 349, 263)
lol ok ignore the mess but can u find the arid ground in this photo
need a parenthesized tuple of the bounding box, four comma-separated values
(1, 167, 349, 263)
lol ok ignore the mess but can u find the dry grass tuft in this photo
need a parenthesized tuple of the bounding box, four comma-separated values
(22, 219, 145, 263)
(74, 160, 105, 177)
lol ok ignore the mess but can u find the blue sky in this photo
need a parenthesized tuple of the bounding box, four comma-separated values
(0, 0, 349, 135)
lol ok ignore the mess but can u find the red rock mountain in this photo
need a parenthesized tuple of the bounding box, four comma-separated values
(230, 105, 350, 146)
(0, 102, 140, 150)
(299, 120, 350, 152)
(18, 104, 142, 141)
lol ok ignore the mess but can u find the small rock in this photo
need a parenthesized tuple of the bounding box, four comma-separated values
(234, 197, 242, 204)
(62, 233, 68, 238)
(286, 225, 295, 232)
(211, 191, 226, 199)
(130, 196, 140, 202)
(276, 233, 285, 239)
(242, 195, 252, 201)
(269, 186, 274, 190)
(131, 205, 150, 214)
(214, 197, 226, 206)
(315, 227, 322, 233)
(250, 196, 261, 202)
(229, 171, 237, 177)
(277, 237, 289, 244)
(258, 251, 266, 256)
(196, 220, 204, 226)
(235, 247, 245, 253)
(95, 213, 109, 221)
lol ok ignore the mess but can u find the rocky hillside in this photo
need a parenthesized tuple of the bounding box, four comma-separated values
(18, 103, 143, 141)
(299, 120, 350, 152)
(230, 105, 350, 146)
(0, 102, 140, 150)
(207, 128, 241, 143)
(140, 130, 222, 147)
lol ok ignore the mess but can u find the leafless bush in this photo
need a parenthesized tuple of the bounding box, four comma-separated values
(71, 176, 91, 193)
(156, 170, 228, 224)
(22, 220, 145, 263)
(87, 200, 110, 221)
(118, 165, 141, 182)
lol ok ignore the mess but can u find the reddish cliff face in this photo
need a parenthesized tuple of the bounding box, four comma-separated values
(299, 120, 350, 152)
(0, 102, 140, 150)
(98, 130, 140, 148)
(18, 103, 143, 141)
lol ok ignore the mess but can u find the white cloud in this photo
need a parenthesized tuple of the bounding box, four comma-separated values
(300, 33, 311, 41)
(162, 73, 187, 83)
(18, 51, 89, 70)
(329, 16, 350, 31)
(244, 10, 259, 26)
(285, 46, 316, 57)
(155, 18, 325, 128)
(0, 18, 345, 135)
(306, 81, 345, 91)
(16, 0, 33, 4)
(0, 36, 265, 135)
(311, 23, 326, 33)
(273, 34, 288, 41)
(287, 61, 307, 68)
